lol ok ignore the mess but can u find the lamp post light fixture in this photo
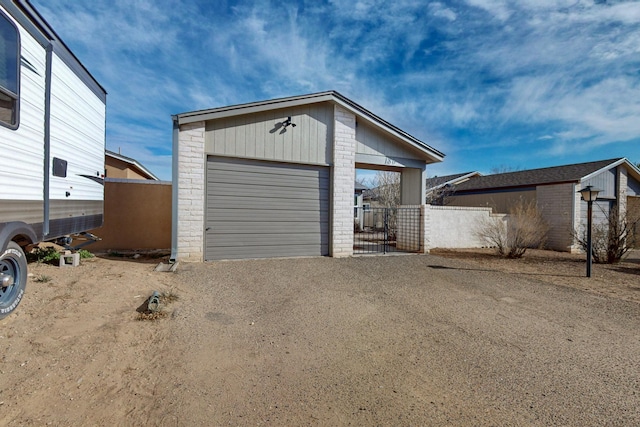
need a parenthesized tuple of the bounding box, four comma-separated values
(578, 185, 601, 278)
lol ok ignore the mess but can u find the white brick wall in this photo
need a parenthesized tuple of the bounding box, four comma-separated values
(332, 105, 356, 257)
(176, 121, 205, 261)
(423, 205, 500, 250)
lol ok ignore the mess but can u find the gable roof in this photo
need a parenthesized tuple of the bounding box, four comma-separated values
(173, 91, 444, 163)
(425, 171, 481, 192)
(106, 150, 159, 180)
(455, 158, 634, 192)
(354, 181, 369, 192)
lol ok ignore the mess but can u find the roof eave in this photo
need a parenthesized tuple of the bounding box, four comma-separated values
(579, 158, 626, 182)
(106, 150, 159, 180)
(174, 91, 444, 163)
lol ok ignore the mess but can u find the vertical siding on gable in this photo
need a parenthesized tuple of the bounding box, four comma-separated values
(356, 120, 422, 161)
(582, 168, 616, 199)
(205, 103, 333, 165)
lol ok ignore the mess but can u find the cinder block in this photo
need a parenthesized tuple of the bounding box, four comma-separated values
(59, 252, 80, 268)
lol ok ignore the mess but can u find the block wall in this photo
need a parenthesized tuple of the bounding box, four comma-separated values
(536, 183, 576, 251)
(176, 121, 206, 261)
(332, 105, 356, 257)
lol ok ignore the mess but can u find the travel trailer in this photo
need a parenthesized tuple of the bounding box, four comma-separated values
(0, 0, 106, 319)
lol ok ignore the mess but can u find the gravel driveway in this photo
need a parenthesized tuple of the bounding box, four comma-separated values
(2, 253, 639, 426)
(162, 254, 640, 426)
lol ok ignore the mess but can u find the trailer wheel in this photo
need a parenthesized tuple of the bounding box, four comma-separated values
(0, 242, 27, 320)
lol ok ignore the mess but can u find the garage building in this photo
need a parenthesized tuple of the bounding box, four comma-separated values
(171, 91, 444, 261)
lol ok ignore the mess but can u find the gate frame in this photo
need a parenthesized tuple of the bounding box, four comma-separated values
(354, 206, 422, 255)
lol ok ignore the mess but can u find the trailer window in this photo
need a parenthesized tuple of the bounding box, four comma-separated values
(0, 11, 19, 128)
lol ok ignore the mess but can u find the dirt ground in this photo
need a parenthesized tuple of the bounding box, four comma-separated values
(430, 248, 640, 304)
(1, 249, 639, 426)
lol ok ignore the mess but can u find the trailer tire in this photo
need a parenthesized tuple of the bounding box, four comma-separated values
(0, 241, 27, 320)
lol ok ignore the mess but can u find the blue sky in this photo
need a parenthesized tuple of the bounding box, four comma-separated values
(31, 0, 640, 182)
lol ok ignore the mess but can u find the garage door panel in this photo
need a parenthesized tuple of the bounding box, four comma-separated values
(208, 185, 330, 201)
(208, 232, 327, 246)
(206, 157, 330, 260)
(207, 222, 329, 234)
(207, 244, 326, 260)
(210, 170, 329, 189)
(208, 209, 330, 222)
(207, 201, 329, 213)
(209, 157, 328, 178)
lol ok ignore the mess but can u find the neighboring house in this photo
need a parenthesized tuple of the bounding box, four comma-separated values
(105, 150, 159, 180)
(171, 90, 444, 261)
(447, 158, 640, 252)
(354, 181, 369, 230)
(425, 171, 481, 205)
(87, 151, 169, 251)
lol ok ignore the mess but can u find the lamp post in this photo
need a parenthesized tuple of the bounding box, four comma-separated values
(578, 185, 601, 278)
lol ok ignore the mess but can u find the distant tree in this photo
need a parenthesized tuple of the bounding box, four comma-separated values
(426, 184, 456, 206)
(355, 175, 370, 189)
(371, 171, 400, 208)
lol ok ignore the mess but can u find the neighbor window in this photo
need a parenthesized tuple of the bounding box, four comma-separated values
(0, 10, 19, 128)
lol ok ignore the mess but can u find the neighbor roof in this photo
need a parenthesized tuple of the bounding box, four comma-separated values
(173, 91, 444, 163)
(425, 171, 481, 192)
(106, 150, 159, 180)
(455, 158, 633, 192)
(355, 181, 369, 192)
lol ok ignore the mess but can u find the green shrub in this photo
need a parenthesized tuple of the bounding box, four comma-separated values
(27, 246, 60, 264)
(78, 249, 94, 259)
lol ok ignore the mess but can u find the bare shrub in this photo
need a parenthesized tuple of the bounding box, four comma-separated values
(574, 202, 640, 263)
(371, 171, 400, 208)
(476, 199, 549, 258)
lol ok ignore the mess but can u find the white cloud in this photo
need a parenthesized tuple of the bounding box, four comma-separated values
(29, 0, 640, 178)
(429, 3, 457, 21)
(465, 0, 511, 21)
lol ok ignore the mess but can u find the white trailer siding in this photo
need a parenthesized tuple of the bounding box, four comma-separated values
(48, 53, 105, 203)
(0, 0, 106, 241)
(0, 5, 46, 231)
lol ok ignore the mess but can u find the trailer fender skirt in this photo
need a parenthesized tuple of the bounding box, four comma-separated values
(0, 222, 37, 252)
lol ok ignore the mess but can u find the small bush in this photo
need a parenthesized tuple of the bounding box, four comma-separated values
(574, 203, 639, 263)
(78, 249, 94, 259)
(475, 199, 549, 258)
(27, 246, 60, 264)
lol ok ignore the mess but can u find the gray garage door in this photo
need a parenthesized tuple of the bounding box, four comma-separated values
(205, 157, 330, 260)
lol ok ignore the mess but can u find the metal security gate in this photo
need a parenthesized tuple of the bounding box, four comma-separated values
(353, 207, 422, 254)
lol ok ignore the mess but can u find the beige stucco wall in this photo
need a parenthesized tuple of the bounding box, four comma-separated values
(448, 189, 536, 212)
(105, 157, 149, 180)
(87, 180, 171, 251)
